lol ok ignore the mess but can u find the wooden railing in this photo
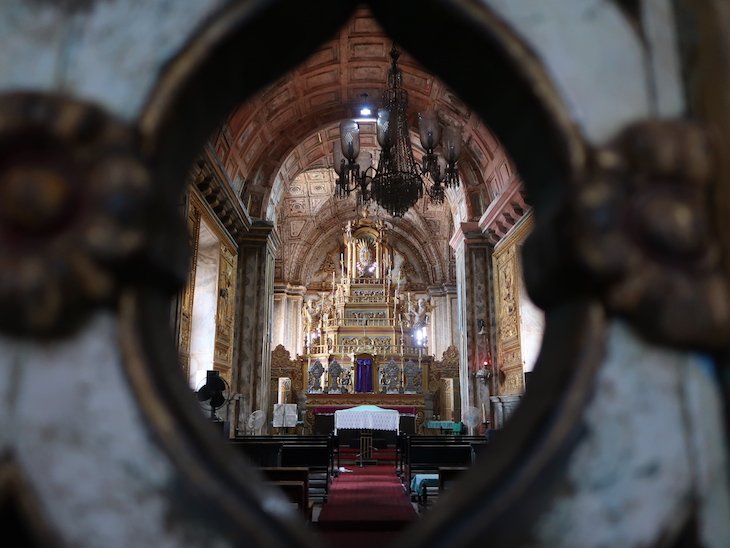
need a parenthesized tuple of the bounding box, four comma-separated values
(306, 343, 426, 356)
(349, 277, 387, 286)
(324, 318, 395, 328)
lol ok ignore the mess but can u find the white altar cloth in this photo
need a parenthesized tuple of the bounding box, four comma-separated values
(334, 405, 400, 433)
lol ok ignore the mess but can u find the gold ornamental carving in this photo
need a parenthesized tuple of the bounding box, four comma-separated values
(178, 202, 201, 380)
(429, 345, 459, 391)
(303, 392, 427, 433)
(270, 345, 304, 397)
(495, 244, 519, 345)
(494, 239, 524, 395)
(213, 243, 237, 383)
(430, 347, 460, 421)
(502, 367, 524, 395)
(305, 393, 426, 408)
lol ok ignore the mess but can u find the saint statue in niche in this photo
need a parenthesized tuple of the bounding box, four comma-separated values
(341, 368, 352, 393)
(302, 300, 315, 334)
(344, 220, 353, 242)
(412, 297, 433, 328)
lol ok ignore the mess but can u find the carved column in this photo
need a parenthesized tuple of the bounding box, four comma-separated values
(493, 217, 533, 398)
(232, 221, 280, 435)
(428, 283, 458, 358)
(272, 283, 306, 356)
(177, 196, 201, 383)
(450, 223, 493, 423)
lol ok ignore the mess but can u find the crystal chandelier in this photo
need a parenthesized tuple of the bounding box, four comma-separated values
(333, 45, 462, 217)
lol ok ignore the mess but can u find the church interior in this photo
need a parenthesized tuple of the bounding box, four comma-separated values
(0, 1, 728, 547)
(181, 8, 542, 435)
(178, 12, 545, 535)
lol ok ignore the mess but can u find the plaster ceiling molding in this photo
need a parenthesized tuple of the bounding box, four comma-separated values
(479, 179, 530, 244)
(385, 224, 446, 284)
(295, 225, 346, 286)
(445, 185, 469, 227)
(290, 212, 445, 288)
(288, 220, 307, 239)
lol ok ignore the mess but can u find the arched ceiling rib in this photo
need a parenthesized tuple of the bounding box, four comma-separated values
(280, 172, 448, 288)
(209, 6, 522, 287)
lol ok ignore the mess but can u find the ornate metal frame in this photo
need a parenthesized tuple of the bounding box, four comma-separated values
(0, 0, 726, 546)
(137, 1, 603, 544)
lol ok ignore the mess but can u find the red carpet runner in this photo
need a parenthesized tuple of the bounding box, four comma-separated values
(317, 464, 417, 547)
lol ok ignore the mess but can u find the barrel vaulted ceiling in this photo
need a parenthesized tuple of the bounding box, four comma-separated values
(209, 6, 521, 288)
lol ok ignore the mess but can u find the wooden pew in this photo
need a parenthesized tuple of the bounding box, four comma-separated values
(230, 435, 336, 502)
(405, 435, 489, 468)
(406, 443, 473, 509)
(280, 444, 332, 502)
(438, 466, 469, 494)
(229, 441, 283, 467)
(230, 434, 336, 468)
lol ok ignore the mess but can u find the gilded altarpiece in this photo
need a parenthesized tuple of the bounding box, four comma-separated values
(178, 198, 201, 382)
(493, 217, 533, 395)
(214, 243, 237, 383)
(429, 345, 461, 420)
(270, 344, 304, 404)
(178, 191, 238, 385)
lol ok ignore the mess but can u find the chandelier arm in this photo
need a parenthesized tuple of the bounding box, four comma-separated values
(332, 44, 459, 216)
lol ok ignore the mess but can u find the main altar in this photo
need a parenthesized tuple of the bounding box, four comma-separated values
(299, 215, 433, 433)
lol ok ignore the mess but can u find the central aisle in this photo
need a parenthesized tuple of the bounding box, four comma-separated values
(317, 464, 417, 547)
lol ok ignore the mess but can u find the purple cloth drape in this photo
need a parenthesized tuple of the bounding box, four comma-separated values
(355, 359, 373, 392)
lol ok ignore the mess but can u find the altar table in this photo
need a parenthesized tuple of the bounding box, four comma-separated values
(334, 404, 400, 433)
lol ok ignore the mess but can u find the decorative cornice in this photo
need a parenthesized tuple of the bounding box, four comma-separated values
(427, 283, 457, 297)
(493, 211, 534, 253)
(449, 222, 490, 251)
(240, 220, 281, 254)
(192, 146, 252, 242)
(273, 283, 307, 296)
(478, 179, 530, 245)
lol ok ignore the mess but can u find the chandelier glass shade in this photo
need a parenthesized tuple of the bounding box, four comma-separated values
(333, 46, 462, 217)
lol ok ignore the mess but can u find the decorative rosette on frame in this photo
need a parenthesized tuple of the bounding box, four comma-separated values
(524, 120, 730, 350)
(0, 93, 154, 336)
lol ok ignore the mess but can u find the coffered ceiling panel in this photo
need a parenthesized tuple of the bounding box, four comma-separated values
(351, 14, 381, 35)
(350, 41, 388, 60)
(305, 69, 339, 90)
(287, 182, 305, 196)
(350, 65, 386, 82)
(305, 46, 338, 69)
(209, 6, 522, 286)
(309, 90, 340, 109)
